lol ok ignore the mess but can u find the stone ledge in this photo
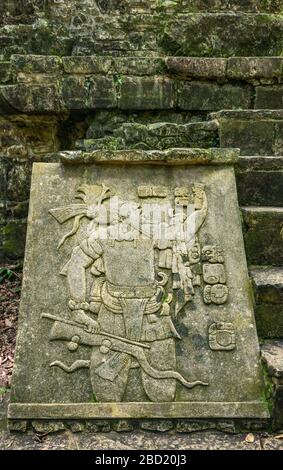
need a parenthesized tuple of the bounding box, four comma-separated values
(236, 157, 283, 206)
(1, 13, 283, 58)
(211, 111, 283, 156)
(262, 340, 283, 382)
(237, 156, 283, 171)
(8, 401, 269, 420)
(251, 267, 283, 305)
(261, 340, 283, 429)
(59, 148, 239, 166)
(211, 110, 283, 121)
(255, 304, 283, 339)
(242, 207, 283, 266)
(7, 55, 283, 81)
(250, 267, 283, 339)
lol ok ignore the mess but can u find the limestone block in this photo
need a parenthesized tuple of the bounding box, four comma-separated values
(227, 57, 283, 81)
(178, 81, 252, 111)
(119, 77, 175, 110)
(0, 84, 62, 113)
(9, 149, 268, 423)
(0, 61, 11, 84)
(211, 110, 283, 156)
(242, 207, 283, 266)
(61, 76, 116, 110)
(255, 305, 283, 338)
(11, 55, 62, 75)
(161, 14, 283, 57)
(255, 86, 283, 109)
(236, 156, 283, 206)
(251, 267, 283, 305)
(166, 57, 227, 80)
(0, 217, 27, 261)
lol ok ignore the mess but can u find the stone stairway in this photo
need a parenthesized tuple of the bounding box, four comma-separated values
(0, 0, 282, 429)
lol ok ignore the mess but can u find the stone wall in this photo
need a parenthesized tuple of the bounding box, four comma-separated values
(0, 1, 283, 350)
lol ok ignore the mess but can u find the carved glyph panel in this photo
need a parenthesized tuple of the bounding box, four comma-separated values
(9, 161, 268, 419)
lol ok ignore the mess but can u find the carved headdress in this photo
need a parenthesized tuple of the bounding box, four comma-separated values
(49, 184, 111, 248)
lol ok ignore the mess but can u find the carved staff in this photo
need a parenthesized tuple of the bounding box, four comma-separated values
(42, 313, 208, 389)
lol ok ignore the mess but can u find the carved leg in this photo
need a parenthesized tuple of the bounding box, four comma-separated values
(90, 348, 132, 402)
(141, 338, 177, 402)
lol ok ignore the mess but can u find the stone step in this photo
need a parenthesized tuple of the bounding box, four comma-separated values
(2, 0, 282, 26)
(236, 156, 283, 207)
(1, 56, 283, 113)
(211, 111, 283, 156)
(250, 266, 283, 338)
(1, 13, 283, 59)
(242, 206, 283, 266)
(261, 340, 283, 429)
(252, 267, 283, 305)
(1, 1, 282, 28)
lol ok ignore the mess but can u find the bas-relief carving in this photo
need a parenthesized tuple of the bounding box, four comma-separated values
(209, 323, 236, 351)
(43, 182, 234, 403)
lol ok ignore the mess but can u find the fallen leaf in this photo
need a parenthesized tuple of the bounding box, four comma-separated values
(245, 433, 255, 443)
(274, 434, 283, 440)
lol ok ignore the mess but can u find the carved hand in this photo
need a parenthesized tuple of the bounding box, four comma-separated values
(68, 300, 100, 333)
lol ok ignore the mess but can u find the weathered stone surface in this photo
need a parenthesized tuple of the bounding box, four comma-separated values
(67, 421, 85, 433)
(161, 14, 283, 57)
(32, 420, 65, 434)
(59, 148, 239, 166)
(261, 340, 283, 429)
(227, 57, 283, 81)
(9, 151, 267, 424)
(255, 86, 283, 109)
(0, 61, 11, 84)
(62, 56, 113, 75)
(0, 84, 62, 113)
(0, 24, 72, 61)
(11, 54, 62, 75)
(0, 218, 27, 261)
(119, 77, 175, 110)
(113, 58, 166, 76)
(211, 111, 283, 156)
(251, 267, 283, 305)
(252, 266, 283, 336)
(0, 158, 31, 204)
(0, 115, 60, 158)
(222, 121, 277, 156)
(273, 385, 283, 429)
(1, 0, 283, 31)
(166, 57, 227, 79)
(76, 121, 219, 151)
(61, 76, 116, 110)
(255, 305, 283, 338)
(242, 207, 283, 266)
(262, 340, 283, 380)
(4, 55, 283, 85)
(112, 420, 134, 432)
(212, 110, 283, 121)
(178, 82, 252, 111)
(236, 157, 283, 207)
(140, 420, 174, 432)
(8, 420, 27, 433)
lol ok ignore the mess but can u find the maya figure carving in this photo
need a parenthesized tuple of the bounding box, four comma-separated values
(43, 183, 211, 402)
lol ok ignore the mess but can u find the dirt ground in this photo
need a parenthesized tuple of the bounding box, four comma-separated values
(0, 266, 21, 390)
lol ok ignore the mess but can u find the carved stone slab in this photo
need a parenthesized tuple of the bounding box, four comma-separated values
(9, 149, 268, 420)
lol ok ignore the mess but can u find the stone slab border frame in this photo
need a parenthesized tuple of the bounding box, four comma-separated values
(8, 148, 269, 425)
